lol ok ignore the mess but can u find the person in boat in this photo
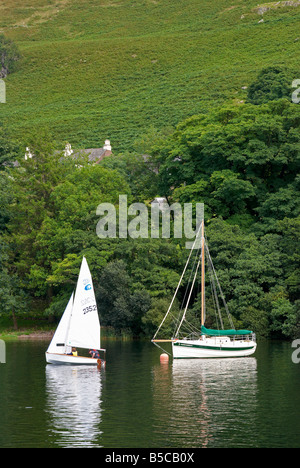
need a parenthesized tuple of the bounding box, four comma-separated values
(89, 349, 100, 359)
(67, 347, 78, 356)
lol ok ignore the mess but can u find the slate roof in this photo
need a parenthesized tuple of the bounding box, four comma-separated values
(78, 148, 112, 163)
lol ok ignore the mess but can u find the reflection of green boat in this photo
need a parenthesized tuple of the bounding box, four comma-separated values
(152, 221, 257, 359)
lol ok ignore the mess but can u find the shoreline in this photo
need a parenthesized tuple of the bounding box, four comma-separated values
(0, 328, 139, 341)
(17, 331, 54, 340)
(0, 330, 55, 341)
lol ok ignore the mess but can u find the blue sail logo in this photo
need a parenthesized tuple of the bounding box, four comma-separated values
(83, 278, 92, 291)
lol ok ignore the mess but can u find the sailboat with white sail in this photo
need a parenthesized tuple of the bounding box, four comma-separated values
(46, 257, 106, 365)
(152, 221, 257, 358)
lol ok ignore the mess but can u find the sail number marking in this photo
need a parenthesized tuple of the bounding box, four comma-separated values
(83, 304, 97, 315)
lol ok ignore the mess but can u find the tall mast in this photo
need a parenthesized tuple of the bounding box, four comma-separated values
(201, 220, 205, 326)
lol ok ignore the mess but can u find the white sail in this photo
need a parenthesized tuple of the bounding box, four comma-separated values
(47, 293, 74, 355)
(66, 257, 101, 351)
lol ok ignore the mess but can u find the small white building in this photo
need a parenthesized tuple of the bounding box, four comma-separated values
(64, 143, 73, 157)
(23, 139, 112, 164)
(151, 197, 168, 210)
(24, 147, 33, 160)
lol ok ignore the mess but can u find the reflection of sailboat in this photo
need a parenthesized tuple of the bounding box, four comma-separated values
(46, 257, 106, 365)
(171, 358, 257, 447)
(152, 221, 257, 358)
(45, 366, 103, 447)
(151, 357, 257, 448)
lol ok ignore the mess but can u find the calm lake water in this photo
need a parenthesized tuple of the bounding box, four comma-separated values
(0, 339, 299, 448)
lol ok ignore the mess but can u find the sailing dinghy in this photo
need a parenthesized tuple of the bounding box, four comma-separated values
(152, 221, 257, 359)
(46, 257, 106, 365)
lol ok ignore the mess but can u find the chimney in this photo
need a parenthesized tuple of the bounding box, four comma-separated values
(103, 139, 111, 152)
(64, 143, 73, 157)
(25, 147, 33, 160)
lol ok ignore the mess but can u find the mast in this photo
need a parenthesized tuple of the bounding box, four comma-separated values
(201, 220, 205, 327)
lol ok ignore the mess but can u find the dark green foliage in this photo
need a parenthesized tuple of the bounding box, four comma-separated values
(0, 172, 13, 231)
(0, 71, 299, 338)
(151, 98, 300, 339)
(0, 240, 28, 329)
(0, 34, 21, 78)
(0, 125, 22, 168)
(96, 260, 152, 335)
(159, 100, 300, 228)
(247, 67, 294, 105)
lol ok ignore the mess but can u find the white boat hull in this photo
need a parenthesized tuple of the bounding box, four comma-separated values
(172, 336, 257, 359)
(46, 352, 100, 365)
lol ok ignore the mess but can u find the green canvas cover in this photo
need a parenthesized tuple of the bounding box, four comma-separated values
(201, 326, 253, 336)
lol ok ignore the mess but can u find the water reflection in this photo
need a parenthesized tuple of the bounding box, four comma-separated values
(152, 358, 257, 448)
(45, 366, 103, 448)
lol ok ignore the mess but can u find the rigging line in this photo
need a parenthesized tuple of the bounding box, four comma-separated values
(152, 221, 203, 341)
(208, 264, 222, 331)
(180, 244, 202, 311)
(180, 236, 202, 312)
(152, 340, 172, 357)
(175, 298, 203, 337)
(177, 313, 201, 333)
(207, 254, 224, 329)
(205, 242, 234, 329)
(174, 244, 202, 338)
(173, 242, 202, 336)
(178, 320, 201, 337)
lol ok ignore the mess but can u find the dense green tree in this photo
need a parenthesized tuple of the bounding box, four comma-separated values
(4, 132, 131, 307)
(276, 216, 300, 302)
(96, 260, 151, 335)
(0, 240, 27, 329)
(0, 88, 299, 339)
(0, 125, 22, 168)
(156, 100, 300, 232)
(247, 66, 294, 105)
(141, 296, 179, 337)
(209, 170, 256, 218)
(0, 172, 13, 232)
(100, 151, 159, 202)
(204, 219, 297, 338)
(0, 34, 21, 78)
(5, 132, 77, 297)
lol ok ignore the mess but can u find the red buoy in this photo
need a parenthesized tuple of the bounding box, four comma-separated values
(160, 353, 169, 363)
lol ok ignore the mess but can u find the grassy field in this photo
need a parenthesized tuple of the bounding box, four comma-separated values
(0, 0, 300, 151)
